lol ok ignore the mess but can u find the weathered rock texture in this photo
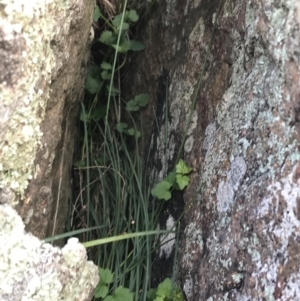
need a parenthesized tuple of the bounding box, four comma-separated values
(126, 0, 300, 300)
(0, 0, 98, 300)
(0, 0, 93, 238)
(0, 205, 99, 301)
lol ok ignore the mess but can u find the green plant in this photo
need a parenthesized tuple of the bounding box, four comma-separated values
(85, 6, 144, 97)
(94, 270, 184, 301)
(147, 278, 184, 301)
(45, 1, 202, 300)
(95, 268, 133, 301)
(151, 159, 193, 201)
(66, 4, 173, 301)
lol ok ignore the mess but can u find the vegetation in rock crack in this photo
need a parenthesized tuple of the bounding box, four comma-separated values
(42, 1, 201, 301)
(43, 0, 221, 299)
(95, 268, 184, 301)
(49, 1, 185, 301)
(151, 159, 193, 201)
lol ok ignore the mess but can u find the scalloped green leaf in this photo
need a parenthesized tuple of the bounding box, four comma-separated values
(101, 62, 112, 70)
(93, 5, 101, 21)
(112, 13, 129, 30)
(104, 286, 133, 301)
(95, 285, 108, 298)
(101, 70, 112, 80)
(165, 171, 176, 186)
(151, 181, 172, 201)
(126, 100, 139, 111)
(126, 128, 141, 138)
(128, 10, 139, 22)
(129, 40, 145, 51)
(134, 93, 149, 107)
(175, 174, 190, 190)
(85, 66, 102, 94)
(100, 31, 115, 44)
(99, 268, 114, 285)
(116, 122, 128, 133)
(176, 159, 193, 175)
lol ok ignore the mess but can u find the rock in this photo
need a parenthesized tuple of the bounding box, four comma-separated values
(0, 204, 99, 301)
(0, 0, 93, 238)
(124, 0, 300, 299)
(0, 0, 99, 300)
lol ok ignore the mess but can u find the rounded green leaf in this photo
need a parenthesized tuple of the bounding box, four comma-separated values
(129, 40, 145, 51)
(176, 159, 193, 175)
(126, 100, 139, 111)
(112, 13, 129, 30)
(93, 5, 101, 21)
(104, 286, 133, 301)
(85, 66, 102, 94)
(165, 171, 176, 186)
(156, 278, 171, 297)
(101, 62, 112, 70)
(101, 70, 112, 80)
(151, 181, 172, 201)
(128, 10, 139, 22)
(95, 285, 108, 298)
(116, 122, 128, 132)
(106, 85, 120, 94)
(100, 31, 114, 44)
(134, 93, 149, 107)
(175, 174, 190, 190)
(99, 268, 114, 284)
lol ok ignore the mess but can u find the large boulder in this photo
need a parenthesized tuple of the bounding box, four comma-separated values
(0, 0, 98, 300)
(125, 0, 300, 300)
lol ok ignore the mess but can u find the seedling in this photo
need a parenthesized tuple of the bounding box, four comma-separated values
(147, 278, 184, 301)
(151, 159, 193, 201)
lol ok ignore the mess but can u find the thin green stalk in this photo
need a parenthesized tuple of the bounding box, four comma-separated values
(81, 102, 91, 235)
(83, 230, 174, 248)
(104, 0, 128, 142)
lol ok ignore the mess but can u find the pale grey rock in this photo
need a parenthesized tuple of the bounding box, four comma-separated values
(0, 0, 94, 239)
(0, 0, 98, 300)
(0, 204, 99, 301)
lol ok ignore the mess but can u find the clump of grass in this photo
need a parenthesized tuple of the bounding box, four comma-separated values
(65, 1, 180, 300)
(45, 1, 190, 300)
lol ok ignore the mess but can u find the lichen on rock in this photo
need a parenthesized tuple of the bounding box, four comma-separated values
(122, 0, 300, 299)
(0, 204, 99, 301)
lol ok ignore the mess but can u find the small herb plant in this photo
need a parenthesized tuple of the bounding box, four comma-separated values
(85, 7, 144, 96)
(67, 2, 186, 301)
(147, 278, 184, 301)
(99, 10, 144, 53)
(94, 268, 183, 301)
(151, 159, 193, 201)
(95, 268, 133, 301)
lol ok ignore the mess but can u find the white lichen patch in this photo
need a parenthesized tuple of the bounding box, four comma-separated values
(259, 164, 300, 252)
(217, 180, 234, 213)
(229, 156, 247, 191)
(184, 135, 194, 153)
(189, 17, 205, 47)
(0, 204, 99, 301)
(184, 111, 198, 154)
(183, 276, 194, 299)
(181, 221, 203, 265)
(203, 122, 217, 151)
(217, 156, 247, 213)
(187, 111, 198, 136)
(159, 215, 176, 259)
